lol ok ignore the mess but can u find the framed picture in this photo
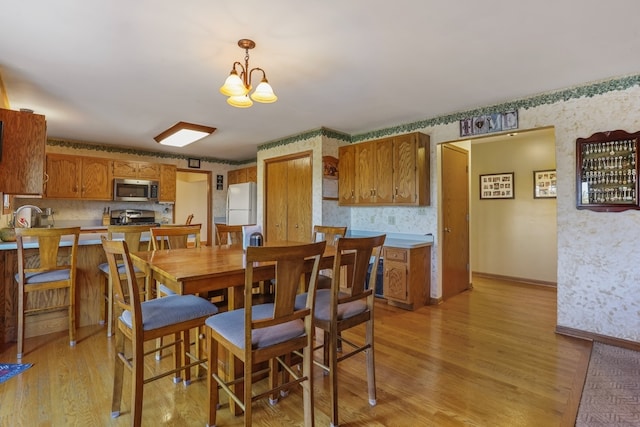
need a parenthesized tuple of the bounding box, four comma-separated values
(533, 169, 557, 199)
(188, 158, 200, 168)
(479, 172, 514, 199)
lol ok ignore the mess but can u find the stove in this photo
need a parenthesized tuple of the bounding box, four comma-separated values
(110, 209, 159, 226)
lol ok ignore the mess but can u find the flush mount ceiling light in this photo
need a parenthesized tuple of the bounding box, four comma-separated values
(154, 121, 217, 147)
(219, 39, 278, 108)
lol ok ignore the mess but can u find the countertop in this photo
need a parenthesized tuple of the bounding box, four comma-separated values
(0, 228, 434, 251)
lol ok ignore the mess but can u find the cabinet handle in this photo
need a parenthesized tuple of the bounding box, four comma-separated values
(444, 227, 451, 232)
(43, 173, 49, 184)
(351, 190, 354, 199)
(295, 224, 299, 228)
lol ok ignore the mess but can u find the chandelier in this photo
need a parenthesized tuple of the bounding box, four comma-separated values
(219, 39, 278, 108)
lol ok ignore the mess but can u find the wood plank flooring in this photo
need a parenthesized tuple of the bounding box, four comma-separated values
(0, 276, 591, 426)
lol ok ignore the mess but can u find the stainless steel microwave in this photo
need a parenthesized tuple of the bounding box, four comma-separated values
(113, 178, 159, 202)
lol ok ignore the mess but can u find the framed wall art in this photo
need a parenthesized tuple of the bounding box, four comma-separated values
(479, 172, 514, 199)
(188, 158, 200, 168)
(533, 169, 557, 199)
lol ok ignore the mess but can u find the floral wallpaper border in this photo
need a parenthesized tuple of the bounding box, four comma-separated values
(48, 73, 640, 161)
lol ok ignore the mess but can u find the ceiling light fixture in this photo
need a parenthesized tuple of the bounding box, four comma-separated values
(219, 39, 277, 108)
(154, 121, 217, 147)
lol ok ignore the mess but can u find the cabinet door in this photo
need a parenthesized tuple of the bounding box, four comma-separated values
(384, 259, 409, 302)
(45, 154, 81, 198)
(112, 160, 138, 178)
(80, 157, 112, 199)
(136, 162, 160, 179)
(246, 166, 257, 183)
(265, 160, 289, 241)
(338, 145, 356, 205)
(375, 138, 394, 203)
(356, 141, 376, 204)
(393, 134, 417, 204)
(287, 156, 312, 242)
(159, 164, 177, 203)
(0, 108, 46, 195)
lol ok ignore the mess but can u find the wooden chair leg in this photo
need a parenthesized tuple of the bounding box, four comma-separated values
(269, 358, 279, 404)
(206, 331, 219, 427)
(99, 273, 106, 326)
(111, 329, 125, 418)
(329, 329, 339, 427)
(302, 339, 314, 426)
(17, 288, 25, 359)
(69, 284, 76, 347)
(366, 320, 376, 406)
(244, 356, 253, 425)
(107, 274, 114, 337)
(182, 329, 191, 385)
(131, 335, 145, 427)
(172, 332, 182, 383)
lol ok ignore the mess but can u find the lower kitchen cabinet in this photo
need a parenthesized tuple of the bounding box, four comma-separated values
(383, 245, 431, 310)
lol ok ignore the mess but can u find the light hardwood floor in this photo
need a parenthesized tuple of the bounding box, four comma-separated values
(0, 276, 591, 426)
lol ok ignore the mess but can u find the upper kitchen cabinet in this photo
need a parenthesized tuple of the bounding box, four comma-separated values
(113, 160, 160, 180)
(159, 163, 176, 203)
(45, 154, 112, 200)
(338, 132, 430, 206)
(0, 108, 46, 195)
(338, 145, 356, 205)
(228, 165, 257, 185)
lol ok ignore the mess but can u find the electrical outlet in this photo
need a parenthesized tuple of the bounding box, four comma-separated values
(388, 216, 396, 225)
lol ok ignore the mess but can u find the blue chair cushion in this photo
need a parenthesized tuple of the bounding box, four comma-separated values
(205, 303, 304, 350)
(98, 262, 143, 275)
(295, 289, 368, 322)
(120, 295, 218, 331)
(15, 269, 70, 284)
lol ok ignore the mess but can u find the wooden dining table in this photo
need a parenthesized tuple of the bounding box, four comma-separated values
(130, 240, 341, 415)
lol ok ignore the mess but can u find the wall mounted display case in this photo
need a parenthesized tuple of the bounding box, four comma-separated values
(576, 129, 640, 212)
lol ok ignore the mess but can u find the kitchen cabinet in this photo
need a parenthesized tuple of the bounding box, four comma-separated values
(0, 108, 46, 195)
(159, 163, 176, 203)
(383, 245, 431, 310)
(45, 154, 112, 200)
(228, 165, 257, 185)
(356, 138, 393, 204)
(338, 145, 356, 204)
(113, 160, 160, 180)
(265, 153, 311, 242)
(338, 132, 430, 206)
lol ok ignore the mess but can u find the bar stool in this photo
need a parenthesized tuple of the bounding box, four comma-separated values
(98, 224, 153, 337)
(14, 227, 81, 359)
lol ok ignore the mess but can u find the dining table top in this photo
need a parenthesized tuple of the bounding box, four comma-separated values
(130, 241, 339, 300)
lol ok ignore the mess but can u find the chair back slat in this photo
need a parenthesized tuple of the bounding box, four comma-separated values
(215, 223, 243, 246)
(101, 237, 141, 328)
(151, 224, 201, 249)
(333, 235, 385, 299)
(246, 241, 325, 329)
(107, 224, 153, 252)
(313, 225, 347, 246)
(16, 227, 81, 274)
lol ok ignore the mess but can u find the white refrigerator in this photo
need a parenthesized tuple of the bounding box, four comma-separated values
(226, 182, 257, 225)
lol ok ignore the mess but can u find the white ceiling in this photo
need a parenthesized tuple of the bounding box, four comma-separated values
(1, 1, 640, 162)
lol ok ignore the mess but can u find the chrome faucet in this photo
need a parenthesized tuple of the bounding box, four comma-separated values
(14, 204, 43, 228)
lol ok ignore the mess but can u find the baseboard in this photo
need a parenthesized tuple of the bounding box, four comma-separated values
(555, 325, 640, 351)
(472, 271, 556, 287)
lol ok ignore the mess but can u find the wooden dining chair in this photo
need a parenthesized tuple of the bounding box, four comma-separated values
(185, 213, 194, 225)
(98, 224, 153, 337)
(214, 223, 243, 246)
(312, 225, 347, 289)
(296, 234, 385, 427)
(101, 237, 218, 426)
(14, 226, 81, 359)
(151, 224, 202, 251)
(204, 240, 326, 427)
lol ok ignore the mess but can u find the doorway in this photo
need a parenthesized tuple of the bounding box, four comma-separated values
(175, 169, 212, 245)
